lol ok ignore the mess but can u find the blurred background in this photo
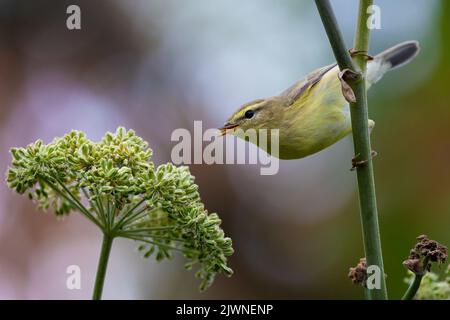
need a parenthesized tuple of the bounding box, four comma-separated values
(0, 0, 449, 299)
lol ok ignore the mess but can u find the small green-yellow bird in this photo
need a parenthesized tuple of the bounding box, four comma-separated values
(220, 41, 419, 160)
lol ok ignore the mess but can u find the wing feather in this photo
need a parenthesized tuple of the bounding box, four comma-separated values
(281, 63, 336, 106)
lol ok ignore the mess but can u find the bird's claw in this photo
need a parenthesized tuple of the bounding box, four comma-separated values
(351, 150, 378, 171)
(349, 48, 374, 61)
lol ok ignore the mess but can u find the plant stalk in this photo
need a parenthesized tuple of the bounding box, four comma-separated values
(314, 0, 387, 299)
(92, 233, 114, 300)
(401, 257, 430, 300)
(401, 273, 423, 300)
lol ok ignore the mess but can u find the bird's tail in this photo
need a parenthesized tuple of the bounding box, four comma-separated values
(366, 41, 420, 85)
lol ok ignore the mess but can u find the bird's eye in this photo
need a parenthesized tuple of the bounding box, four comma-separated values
(245, 110, 254, 119)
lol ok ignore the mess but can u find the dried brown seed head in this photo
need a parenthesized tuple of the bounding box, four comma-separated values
(348, 258, 368, 287)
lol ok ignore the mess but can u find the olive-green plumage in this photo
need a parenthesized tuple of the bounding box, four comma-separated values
(220, 41, 420, 159)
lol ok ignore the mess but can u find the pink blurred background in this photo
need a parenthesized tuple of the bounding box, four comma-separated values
(0, 0, 449, 299)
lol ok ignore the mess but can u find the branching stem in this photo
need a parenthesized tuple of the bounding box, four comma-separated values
(314, 0, 387, 299)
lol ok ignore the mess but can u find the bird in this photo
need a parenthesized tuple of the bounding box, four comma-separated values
(219, 41, 420, 160)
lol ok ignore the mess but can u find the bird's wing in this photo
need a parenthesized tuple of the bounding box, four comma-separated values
(281, 63, 336, 106)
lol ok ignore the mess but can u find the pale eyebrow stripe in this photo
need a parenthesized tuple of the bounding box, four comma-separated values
(237, 103, 264, 121)
(241, 99, 265, 109)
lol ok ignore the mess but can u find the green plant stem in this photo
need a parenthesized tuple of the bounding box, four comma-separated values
(92, 233, 114, 300)
(115, 203, 153, 231)
(314, 0, 356, 71)
(314, 0, 387, 300)
(39, 175, 102, 229)
(351, 0, 387, 301)
(401, 257, 430, 300)
(401, 273, 423, 300)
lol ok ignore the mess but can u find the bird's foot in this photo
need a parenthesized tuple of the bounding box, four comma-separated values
(351, 150, 378, 171)
(368, 119, 375, 135)
(349, 48, 374, 61)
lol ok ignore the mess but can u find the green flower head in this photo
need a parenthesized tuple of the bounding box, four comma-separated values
(6, 127, 233, 291)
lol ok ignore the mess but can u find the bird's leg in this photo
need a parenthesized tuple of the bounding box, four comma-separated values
(368, 119, 375, 135)
(348, 48, 374, 61)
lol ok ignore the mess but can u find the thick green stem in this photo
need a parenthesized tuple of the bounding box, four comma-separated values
(352, 0, 387, 300)
(314, 0, 387, 299)
(92, 233, 114, 300)
(314, 0, 356, 71)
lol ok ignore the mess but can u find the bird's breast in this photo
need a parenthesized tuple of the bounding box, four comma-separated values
(276, 71, 352, 159)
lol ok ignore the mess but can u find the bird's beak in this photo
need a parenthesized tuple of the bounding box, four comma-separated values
(218, 123, 239, 136)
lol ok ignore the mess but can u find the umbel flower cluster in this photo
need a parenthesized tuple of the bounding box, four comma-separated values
(6, 127, 233, 290)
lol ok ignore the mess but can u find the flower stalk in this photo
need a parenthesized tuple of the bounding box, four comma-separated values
(314, 0, 387, 299)
(401, 257, 429, 300)
(402, 235, 448, 300)
(93, 234, 114, 300)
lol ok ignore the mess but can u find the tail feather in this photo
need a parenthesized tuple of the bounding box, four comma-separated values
(367, 41, 420, 85)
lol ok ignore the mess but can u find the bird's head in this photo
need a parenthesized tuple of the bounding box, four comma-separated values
(219, 98, 283, 136)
